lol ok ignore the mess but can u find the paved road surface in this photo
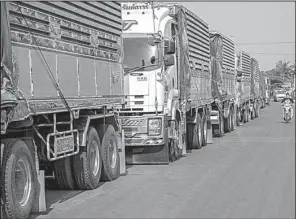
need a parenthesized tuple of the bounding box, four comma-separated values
(30, 102, 295, 219)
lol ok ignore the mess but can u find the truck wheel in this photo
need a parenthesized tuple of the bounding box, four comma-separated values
(201, 114, 207, 146)
(73, 127, 102, 189)
(187, 123, 194, 150)
(1, 139, 36, 219)
(53, 157, 77, 190)
(169, 119, 182, 161)
(99, 125, 120, 182)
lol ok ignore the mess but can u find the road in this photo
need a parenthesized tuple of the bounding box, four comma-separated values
(30, 102, 295, 219)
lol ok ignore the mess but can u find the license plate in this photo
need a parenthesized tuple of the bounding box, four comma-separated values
(54, 135, 75, 155)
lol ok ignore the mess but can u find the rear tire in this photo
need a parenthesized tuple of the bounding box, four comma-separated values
(73, 127, 102, 189)
(169, 119, 182, 161)
(53, 157, 77, 190)
(98, 125, 120, 182)
(1, 139, 36, 219)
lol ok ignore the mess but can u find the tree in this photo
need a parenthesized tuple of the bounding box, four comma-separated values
(275, 60, 294, 79)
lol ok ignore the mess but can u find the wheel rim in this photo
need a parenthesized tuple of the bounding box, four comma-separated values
(90, 140, 100, 176)
(14, 158, 32, 207)
(109, 138, 117, 169)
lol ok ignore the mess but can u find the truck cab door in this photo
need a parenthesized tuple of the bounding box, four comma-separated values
(163, 22, 178, 90)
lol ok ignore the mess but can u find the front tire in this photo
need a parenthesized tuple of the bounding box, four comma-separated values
(73, 127, 102, 189)
(1, 139, 36, 219)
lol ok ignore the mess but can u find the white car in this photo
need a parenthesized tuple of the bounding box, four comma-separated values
(274, 90, 286, 102)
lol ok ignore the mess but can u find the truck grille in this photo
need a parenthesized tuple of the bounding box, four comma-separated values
(121, 118, 145, 126)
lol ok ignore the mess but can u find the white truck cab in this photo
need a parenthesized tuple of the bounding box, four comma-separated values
(119, 2, 183, 164)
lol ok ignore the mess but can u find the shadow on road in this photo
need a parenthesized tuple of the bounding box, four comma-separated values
(29, 179, 106, 219)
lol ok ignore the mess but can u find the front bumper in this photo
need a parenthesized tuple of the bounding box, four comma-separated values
(119, 115, 166, 147)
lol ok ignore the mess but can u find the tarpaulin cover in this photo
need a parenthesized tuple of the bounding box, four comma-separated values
(210, 34, 223, 99)
(175, 6, 191, 102)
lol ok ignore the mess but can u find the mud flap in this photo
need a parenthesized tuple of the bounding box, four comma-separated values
(32, 170, 46, 213)
(117, 130, 126, 175)
(21, 138, 46, 213)
(125, 127, 169, 165)
(206, 120, 213, 144)
(125, 144, 169, 165)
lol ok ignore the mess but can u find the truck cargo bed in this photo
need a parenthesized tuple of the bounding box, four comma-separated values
(210, 31, 235, 100)
(183, 7, 212, 107)
(5, 2, 124, 120)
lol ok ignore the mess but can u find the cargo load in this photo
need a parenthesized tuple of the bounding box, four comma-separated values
(210, 31, 235, 100)
(251, 58, 260, 97)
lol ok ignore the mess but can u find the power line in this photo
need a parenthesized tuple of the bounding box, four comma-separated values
(249, 52, 295, 56)
(236, 42, 295, 45)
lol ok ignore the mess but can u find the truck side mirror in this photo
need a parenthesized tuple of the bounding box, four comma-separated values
(164, 40, 175, 55)
(164, 55, 175, 67)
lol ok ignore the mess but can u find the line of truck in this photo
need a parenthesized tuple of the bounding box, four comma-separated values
(0, 2, 271, 219)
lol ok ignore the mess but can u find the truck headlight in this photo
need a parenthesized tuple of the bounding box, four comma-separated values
(148, 118, 162, 136)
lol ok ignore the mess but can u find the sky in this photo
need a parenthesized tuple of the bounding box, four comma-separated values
(167, 1, 295, 71)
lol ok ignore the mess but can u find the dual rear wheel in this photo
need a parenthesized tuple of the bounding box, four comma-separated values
(187, 113, 208, 150)
(54, 125, 120, 190)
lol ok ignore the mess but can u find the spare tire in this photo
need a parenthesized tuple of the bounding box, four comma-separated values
(1, 139, 36, 219)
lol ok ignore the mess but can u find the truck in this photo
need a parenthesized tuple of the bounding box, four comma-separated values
(119, 2, 213, 164)
(259, 74, 271, 107)
(1, 2, 125, 218)
(250, 57, 262, 117)
(235, 51, 259, 124)
(209, 31, 237, 137)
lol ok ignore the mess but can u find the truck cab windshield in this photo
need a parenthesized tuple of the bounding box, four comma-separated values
(123, 37, 161, 73)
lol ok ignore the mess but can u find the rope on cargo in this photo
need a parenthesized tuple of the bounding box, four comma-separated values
(17, 4, 72, 114)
